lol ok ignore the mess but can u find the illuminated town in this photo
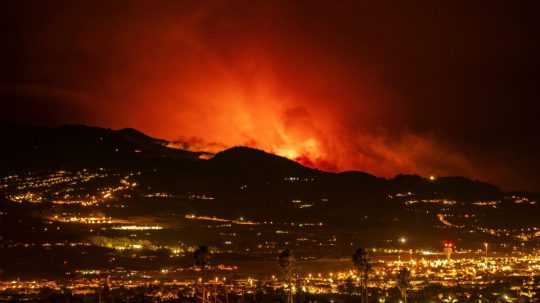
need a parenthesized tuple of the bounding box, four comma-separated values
(2, 246, 540, 302)
(1, 166, 540, 302)
(4, 1, 540, 302)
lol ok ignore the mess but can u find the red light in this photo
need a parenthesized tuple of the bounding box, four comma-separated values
(443, 240, 454, 248)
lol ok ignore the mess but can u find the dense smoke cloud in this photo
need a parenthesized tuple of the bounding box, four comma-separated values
(3, 1, 540, 190)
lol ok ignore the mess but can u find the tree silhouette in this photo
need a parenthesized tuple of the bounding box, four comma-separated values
(278, 248, 295, 303)
(396, 267, 411, 303)
(352, 248, 371, 303)
(194, 245, 211, 268)
(194, 245, 211, 303)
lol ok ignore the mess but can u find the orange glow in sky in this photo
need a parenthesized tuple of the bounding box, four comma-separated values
(10, 1, 539, 190)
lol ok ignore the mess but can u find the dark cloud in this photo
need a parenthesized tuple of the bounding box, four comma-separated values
(0, 85, 96, 125)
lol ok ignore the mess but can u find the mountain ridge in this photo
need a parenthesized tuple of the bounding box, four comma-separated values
(0, 123, 502, 196)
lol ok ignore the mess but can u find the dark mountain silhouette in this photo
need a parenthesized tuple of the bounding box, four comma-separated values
(0, 123, 202, 172)
(0, 123, 500, 198)
(389, 174, 499, 200)
(115, 127, 168, 146)
(208, 146, 320, 179)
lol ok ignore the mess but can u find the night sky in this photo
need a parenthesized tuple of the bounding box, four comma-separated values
(2, 1, 540, 191)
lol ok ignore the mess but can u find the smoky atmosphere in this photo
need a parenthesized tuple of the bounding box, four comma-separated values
(2, 1, 540, 303)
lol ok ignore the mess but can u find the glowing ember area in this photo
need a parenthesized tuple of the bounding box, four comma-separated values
(159, 77, 345, 172)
